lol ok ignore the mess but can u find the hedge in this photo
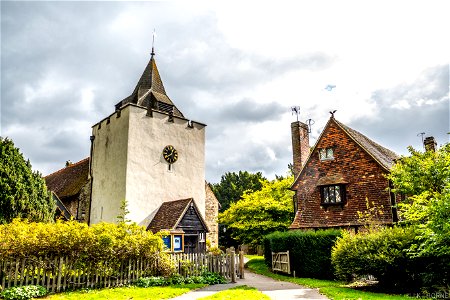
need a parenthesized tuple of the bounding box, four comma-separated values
(264, 229, 342, 279)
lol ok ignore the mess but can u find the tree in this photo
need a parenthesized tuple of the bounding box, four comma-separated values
(388, 143, 450, 258)
(218, 176, 294, 246)
(0, 137, 55, 223)
(388, 143, 450, 225)
(211, 171, 266, 212)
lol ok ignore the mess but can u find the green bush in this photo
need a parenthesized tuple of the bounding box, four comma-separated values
(133, 271, 227, 287)
(332, 226, 450, 292)
(0, 285, 47, 300)
(332, 226, 419, 289)
(134, 276, 167, 287)
(264, 229, 342, 279)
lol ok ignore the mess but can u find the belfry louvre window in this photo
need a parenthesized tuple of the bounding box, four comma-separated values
(320, 185, 346, 204)
(319, 147, 334, 161)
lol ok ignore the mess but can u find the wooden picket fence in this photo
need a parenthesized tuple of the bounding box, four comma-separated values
(0, 249, 244, 293)
(0, 255, 159, 293)
(169, 247, 244, 282)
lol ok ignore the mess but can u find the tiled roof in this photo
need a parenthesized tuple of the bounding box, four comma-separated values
(45, 158, 89, 198)
(116, 55, 184, 118)
(334, 119, 399, 170)
(147, 198, 208, 233)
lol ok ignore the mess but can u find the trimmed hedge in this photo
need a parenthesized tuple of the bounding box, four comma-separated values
(264, 229, 342, 279)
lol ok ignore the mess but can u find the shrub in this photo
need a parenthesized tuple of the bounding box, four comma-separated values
(0, 219, 169, 275)
(133, 271, 226, 287)
(331, 226, 420, 290)
(0, 285, 47, 300)
(200, 271, 227, 284)
(134, 276, 166, 287)
(264, 229, 342, 279)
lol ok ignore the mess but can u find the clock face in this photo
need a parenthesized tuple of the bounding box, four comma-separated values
(163, 145, 178, 164)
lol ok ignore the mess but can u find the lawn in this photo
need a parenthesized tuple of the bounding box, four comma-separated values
(44, 284, 206, 300)
(198, 285, 269, 300)
(245, 257, 429, 300)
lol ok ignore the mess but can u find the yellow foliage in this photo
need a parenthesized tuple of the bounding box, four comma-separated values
(0, 219, 164, 264)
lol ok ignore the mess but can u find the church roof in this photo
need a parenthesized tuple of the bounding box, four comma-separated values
(45, 158, 89, 198)
(147, 198, 208, 233)
(116, 54, 184, 118)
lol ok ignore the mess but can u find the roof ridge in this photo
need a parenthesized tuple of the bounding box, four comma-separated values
(334, 119, 398, 156)
(333, 118, 398, 170)
(45, 157, 89, 178)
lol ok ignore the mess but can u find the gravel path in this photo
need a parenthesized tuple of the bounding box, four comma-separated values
(169, 270, 329, 300)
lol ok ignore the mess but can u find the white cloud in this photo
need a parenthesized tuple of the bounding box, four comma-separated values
(2, 1, 448, 182)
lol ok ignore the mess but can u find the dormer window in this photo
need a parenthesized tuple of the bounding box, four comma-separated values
(319, 147, 334, 161)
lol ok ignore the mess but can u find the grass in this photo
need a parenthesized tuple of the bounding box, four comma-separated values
(198, 285, 269, 300)
(246, 257, 430, 300)
(44, 284, 206, 300)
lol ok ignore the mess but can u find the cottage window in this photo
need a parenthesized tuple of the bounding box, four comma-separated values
(320, 184, 345, 204)
(319, 147, 334, 161)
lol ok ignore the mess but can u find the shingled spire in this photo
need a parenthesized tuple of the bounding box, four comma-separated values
(115, 51, 184, 118)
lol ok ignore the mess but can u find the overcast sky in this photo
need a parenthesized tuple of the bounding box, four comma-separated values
(1, 1, 449, 183)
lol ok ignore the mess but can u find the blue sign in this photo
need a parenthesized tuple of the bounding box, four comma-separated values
(162, 236, 171, 250)
(173, 235, 183, 252)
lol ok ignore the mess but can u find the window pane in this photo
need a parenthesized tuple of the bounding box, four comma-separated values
(335, 186, 341, 202)
(329, 186, 336, 203)
(319, 149, 326, 160)
(323, 187, 329, 203)
(326, 148, 334, 158)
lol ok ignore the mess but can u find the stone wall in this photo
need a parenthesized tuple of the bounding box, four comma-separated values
(205, 183, 219, 247)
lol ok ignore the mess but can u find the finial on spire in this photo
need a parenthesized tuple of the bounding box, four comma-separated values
(151, 29, 156, 57)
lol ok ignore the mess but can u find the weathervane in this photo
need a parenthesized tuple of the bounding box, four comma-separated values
(306, 119, 315, 133)
(151, 29, 156, 57)
(291, 106, 300, 122)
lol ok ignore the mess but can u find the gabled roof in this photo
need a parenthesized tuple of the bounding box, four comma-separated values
(45, 158, 89, 198)
(115, 54, 184, 118)
(147, 198, 208, 233)
(291, 117, 398, 188)
(334, 119, 398, 170)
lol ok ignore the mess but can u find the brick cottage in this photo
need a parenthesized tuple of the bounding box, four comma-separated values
(290, 115, 400, 231)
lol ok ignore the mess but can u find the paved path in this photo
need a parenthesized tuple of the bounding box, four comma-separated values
(169, 270, 329, 300)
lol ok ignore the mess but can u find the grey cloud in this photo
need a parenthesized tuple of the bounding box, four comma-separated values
(371, 65, 449, 109)
(351, 65, 449, 155)
(206, 139, 292, 183)
(220, 99, 286, 123)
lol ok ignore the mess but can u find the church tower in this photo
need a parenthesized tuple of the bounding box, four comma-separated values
(89, 51, 206, 227)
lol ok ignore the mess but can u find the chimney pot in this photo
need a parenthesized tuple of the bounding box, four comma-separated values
(424, 136, 437, 152)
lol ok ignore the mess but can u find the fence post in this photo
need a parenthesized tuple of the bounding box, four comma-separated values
(56, 257, 63, 293)
(229, 247, 236, 283)
(239, 251, 244, 279)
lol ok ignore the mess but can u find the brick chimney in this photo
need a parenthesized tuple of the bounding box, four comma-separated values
(291, 121, 310, 177)
(424, 136, 437, 152)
